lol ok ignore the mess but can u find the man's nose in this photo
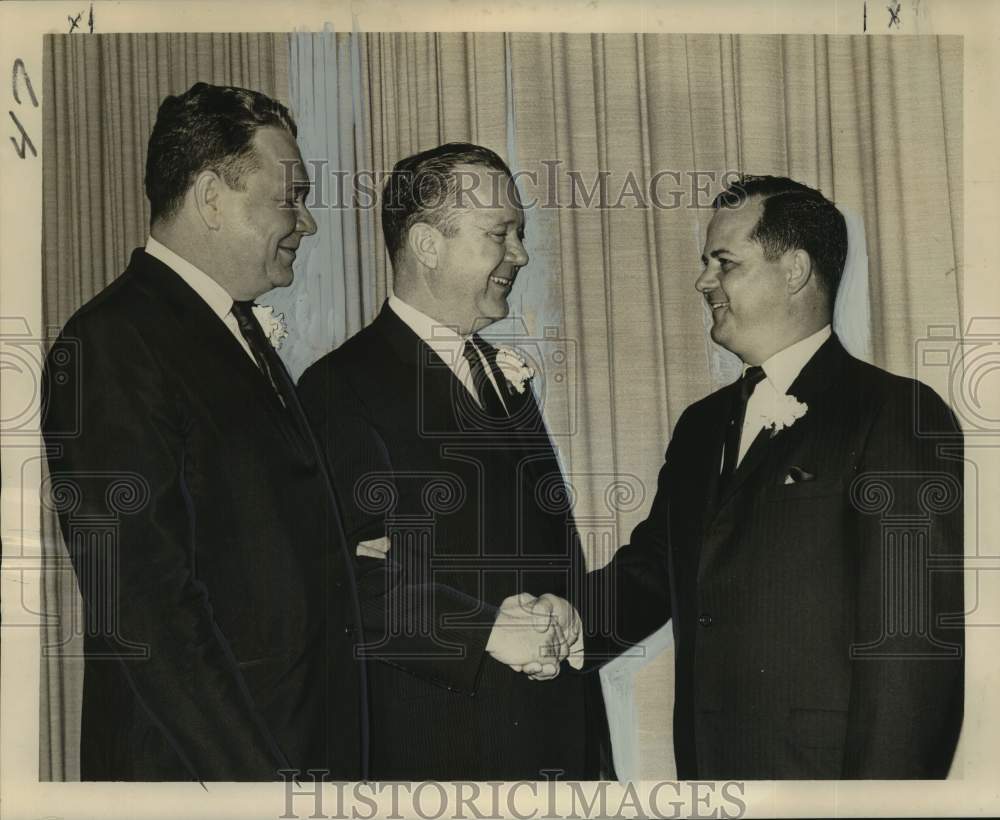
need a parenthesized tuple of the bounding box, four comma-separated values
(507, 237, 529, 268)
(695, 264, 718, 295)
(297, 202, 318, 237)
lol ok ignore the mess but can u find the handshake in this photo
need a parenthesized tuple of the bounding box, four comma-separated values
(485, 592, 583, 681)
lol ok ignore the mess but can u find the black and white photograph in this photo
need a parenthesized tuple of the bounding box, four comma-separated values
(0, 1, 997, 818)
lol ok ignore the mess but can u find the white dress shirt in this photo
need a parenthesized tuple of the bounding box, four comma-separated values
(388, 294, 508, 412)
(145, 236, 256, 363)
(733, 324, 832, 466)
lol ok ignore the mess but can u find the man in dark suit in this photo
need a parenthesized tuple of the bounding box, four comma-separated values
(298, 143, 610, 780)
(582, 175, 964, 779)
(42, 83, 367, 781)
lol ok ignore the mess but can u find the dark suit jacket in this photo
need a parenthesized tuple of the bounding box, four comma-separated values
(298, 302, 609, 780)
(42, 248, 366, 781)
(584, 335, 964, 779)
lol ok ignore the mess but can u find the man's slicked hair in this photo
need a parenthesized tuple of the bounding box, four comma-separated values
(381, 142, 514, 267)
(713, 174, 848, 303)
(145, 82, 297, 224)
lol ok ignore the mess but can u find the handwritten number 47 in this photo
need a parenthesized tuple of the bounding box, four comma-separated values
(8, 4, 94, 160)
(9, 58, 37, 160)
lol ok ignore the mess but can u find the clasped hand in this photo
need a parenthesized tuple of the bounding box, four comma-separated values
(485, 592, 581, 681)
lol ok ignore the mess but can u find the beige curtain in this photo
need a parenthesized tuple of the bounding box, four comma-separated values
(39, 32, 289, 781)
(507, 33, 962, 778)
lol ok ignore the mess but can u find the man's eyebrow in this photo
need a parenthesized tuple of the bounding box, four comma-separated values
(475, 215, 521, 227)
(701, 248, 732, 263)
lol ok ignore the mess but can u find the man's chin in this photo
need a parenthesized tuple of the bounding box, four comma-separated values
(709, 323, 733, 350)
(267, 267, 295, 290)
(474, 298, 510, 329)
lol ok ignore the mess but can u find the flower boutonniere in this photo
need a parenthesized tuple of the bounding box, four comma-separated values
(494, 345, 535, 395)
(252, 304, 288, 350)
(756, 389, 808, 435)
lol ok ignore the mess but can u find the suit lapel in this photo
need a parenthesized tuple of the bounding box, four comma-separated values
(132, 249, 305, 450)
(372, 302, 469, 435)
(759, 334, 847, 480)
(697, 388, 736, 533)
(712, 334, 846, 512)
(476, 337, 570, 498)
(373, 301, 584, 567)
(478, 337, 544, 432)
(374, 304, 548, 440)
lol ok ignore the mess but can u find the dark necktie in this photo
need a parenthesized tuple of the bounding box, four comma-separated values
(231, 300, 297, 412)
(719, 365, 766, 487)
(461, 336, 508, 418)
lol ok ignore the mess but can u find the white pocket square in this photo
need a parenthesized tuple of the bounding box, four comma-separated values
(783, 466, 816, 484)
(356, 535, 391, 559)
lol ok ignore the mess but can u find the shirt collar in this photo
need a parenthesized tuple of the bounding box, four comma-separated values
(756, 324, 832, 395)
(388, 294, 471, 369)
(145, 236, 235, 322)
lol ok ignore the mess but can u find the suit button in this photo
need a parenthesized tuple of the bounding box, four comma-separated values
(344, 622, 354, 635)
(698, 613, 713, 627)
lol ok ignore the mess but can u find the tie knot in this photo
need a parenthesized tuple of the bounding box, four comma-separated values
(740, 365, 766, 401)
(230, 301, 261, 336)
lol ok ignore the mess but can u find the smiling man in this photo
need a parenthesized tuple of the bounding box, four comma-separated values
(298, 142, 610, 780)
(42, 83, 367, 780)
(581, 175, 965, 779)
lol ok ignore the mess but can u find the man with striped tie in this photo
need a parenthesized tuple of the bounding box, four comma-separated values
(42, 83, 367, 780)
(299, 142, 610, 780)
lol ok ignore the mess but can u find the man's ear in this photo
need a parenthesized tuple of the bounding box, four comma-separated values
(191, 170, 224, 231)
(786, 248, 814, 295)
(407, 223, 441, 270)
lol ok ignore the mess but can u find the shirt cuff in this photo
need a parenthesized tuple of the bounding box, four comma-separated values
(567, 622, 584, 670)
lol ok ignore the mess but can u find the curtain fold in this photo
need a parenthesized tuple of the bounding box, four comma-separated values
(825, 35, 963, 369)
(39, 32, 289, 781)
(260, 30, 375, 380)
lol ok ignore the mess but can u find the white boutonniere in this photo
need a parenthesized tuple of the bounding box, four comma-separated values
(494, 345, 535, 394)
(755, 387, 808, 435)
(252, 304, 288, 350)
